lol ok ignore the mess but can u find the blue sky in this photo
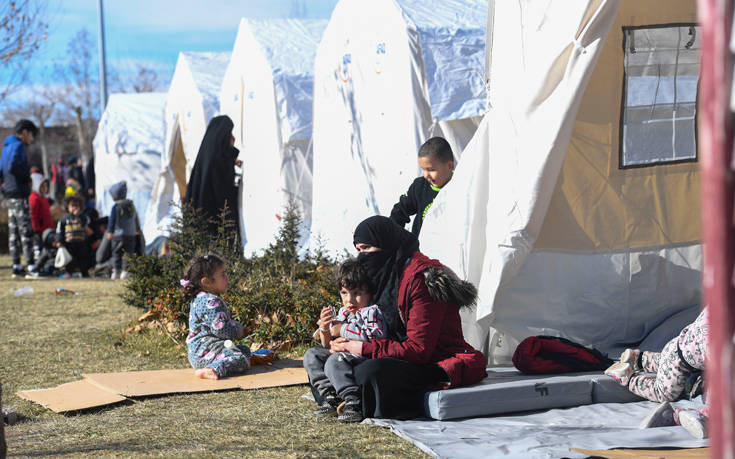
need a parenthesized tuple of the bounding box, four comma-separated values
(8, 0, 337, 104)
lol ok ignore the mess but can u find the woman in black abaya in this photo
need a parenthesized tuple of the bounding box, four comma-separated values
(184, 115, 241, 243)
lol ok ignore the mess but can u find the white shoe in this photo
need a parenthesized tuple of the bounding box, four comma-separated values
(120, 271, 130, 279)
(620, 348, 641, 371)
(604, 361, 632, 385)
(639, 402, 675, 428)
(110, 270, 120, 280)
(678, 410, 707, 439)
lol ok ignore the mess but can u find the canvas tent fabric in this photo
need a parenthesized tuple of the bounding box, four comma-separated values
(219, 19, 326, 255)
(143, 52, 231, 243)
(94, 92, 166, 221)
(421, 0, 701, 359)
(310, 0, 487, 255)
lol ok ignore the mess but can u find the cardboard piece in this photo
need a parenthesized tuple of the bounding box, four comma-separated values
(82, 359, 307, 397)
(17, 380, 127, 413)
(570, 447, 709, 458)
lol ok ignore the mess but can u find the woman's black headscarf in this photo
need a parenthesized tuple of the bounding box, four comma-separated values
(353, 215, 419, 340)
(184, 115, 240, 238)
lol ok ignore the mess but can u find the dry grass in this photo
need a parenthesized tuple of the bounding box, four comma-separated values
(0, 256, 427, 458)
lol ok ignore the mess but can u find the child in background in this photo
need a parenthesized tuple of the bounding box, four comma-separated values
(106, 181, 140, 280)
(606, 307, 709, 437)
(30, 228, 58, 277)
(303, 259, 385, 423)
(390, 137, 455, 236)
(29, 172, 54, 265)
(183, 254, 251, 380)
(55, 195, 93, 277)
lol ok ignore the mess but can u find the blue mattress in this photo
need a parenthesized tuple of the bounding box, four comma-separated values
(424, 367, 642, 420)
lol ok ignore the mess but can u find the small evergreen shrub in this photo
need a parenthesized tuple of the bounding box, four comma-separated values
(123, 202, 341, 349)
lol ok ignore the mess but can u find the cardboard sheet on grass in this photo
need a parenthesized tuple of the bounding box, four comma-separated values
(18, 359, 307, 413)
(17, 380, 127, 413)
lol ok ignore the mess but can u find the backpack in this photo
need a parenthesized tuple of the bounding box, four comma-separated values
(512, 335, 614, 374)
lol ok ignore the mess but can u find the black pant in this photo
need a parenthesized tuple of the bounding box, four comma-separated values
(66, 241, 92, 275)
(353, 357, 447, 420)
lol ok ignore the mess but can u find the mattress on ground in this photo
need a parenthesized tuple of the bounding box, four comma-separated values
(424, 367, 642, 420)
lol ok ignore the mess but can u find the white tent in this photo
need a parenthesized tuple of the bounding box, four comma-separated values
(421, 0, 701, 360)
(220, 19, 327, 255)
(143, 52, 231, 244)
(94, 92, 166, 223)
(310, 0, 487, 255)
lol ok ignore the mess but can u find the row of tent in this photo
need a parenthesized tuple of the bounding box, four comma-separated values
(94, 0, 702, 360)
(94, 0, 488, 257)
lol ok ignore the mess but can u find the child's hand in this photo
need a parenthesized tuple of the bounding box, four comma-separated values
(319, 306, 334, 330)
(54, 242, 61, 248)
(106, 232, 112, 240)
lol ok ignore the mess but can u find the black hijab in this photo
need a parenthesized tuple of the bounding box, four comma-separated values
(353, 215, 419, 340)
(184, 115, 240, 234)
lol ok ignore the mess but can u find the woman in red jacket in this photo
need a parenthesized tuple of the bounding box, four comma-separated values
(329, 216, 487, 419)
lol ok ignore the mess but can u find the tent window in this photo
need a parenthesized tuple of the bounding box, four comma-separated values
(620, 24, 699, 168)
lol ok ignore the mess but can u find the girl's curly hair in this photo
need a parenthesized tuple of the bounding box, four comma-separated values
(181, 254, 225, 301)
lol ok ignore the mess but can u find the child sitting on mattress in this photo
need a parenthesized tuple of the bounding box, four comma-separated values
(605, 307, 709, 437)
(182, 254, 251, 380)
(303, 259, 386, 423)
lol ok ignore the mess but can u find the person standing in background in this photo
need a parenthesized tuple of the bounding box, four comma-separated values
(85, 156, 95, 203)
(51, 155, 66, 202)
(1, 119, 38, 276)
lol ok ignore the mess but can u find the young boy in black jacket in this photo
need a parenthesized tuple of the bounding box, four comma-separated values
(390, 137, 455, 235)
(56, 195, 93, 277)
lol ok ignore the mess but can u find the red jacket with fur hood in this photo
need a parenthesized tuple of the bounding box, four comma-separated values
(361, 251, 487, 388)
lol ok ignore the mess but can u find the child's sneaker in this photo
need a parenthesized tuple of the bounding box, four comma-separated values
(313, 394, 339, 416)
(11, 265, 25, 278)
(639, 402, 675, 428)
(71, 272, 83, 278)
(619, 348, 641, 372)
(337, 399, 363, 423)
(678, 410, 707, 439)
(604, 361, 633, 385)
(110, 270, 120, 280)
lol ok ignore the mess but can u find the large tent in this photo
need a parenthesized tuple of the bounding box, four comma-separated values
(310, 0, 487, 254)
(94, 92, 166, 223)
(421, 0, 701, 360)
(219, 19, 326, 255)
(143, 51, 231, 244)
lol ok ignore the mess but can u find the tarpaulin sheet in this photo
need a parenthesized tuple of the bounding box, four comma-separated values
(367, 399, 707, 459)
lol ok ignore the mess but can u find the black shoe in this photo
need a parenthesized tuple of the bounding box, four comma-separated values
(337, 399, 363, 423)
(11, 267, 25, 278)
(313, 394, 339, 416)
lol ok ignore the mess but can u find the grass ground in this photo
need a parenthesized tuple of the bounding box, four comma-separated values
(0, 256, 427, 458)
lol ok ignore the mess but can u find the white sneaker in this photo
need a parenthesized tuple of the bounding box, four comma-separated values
(110, 270, 120, 280)
(120, 271, 130, 279)
(678, 410, 707, 439)
(620, 348, 641, 371)
(604, 361, 633, 385)
(639, 402, 675, 428)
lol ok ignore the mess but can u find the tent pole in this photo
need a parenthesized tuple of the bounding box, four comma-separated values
(698, 0, 734, 456)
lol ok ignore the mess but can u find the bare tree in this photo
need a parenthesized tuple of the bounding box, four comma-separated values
(0, 0, 48, 103)
(132, 66, 159, 93)
(55, 28, 98, 163)
(2, 83, 56, 175)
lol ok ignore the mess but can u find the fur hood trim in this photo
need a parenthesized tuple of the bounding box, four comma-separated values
(423, 267, 477, 308)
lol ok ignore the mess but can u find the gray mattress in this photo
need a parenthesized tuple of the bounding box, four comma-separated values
(424, 367, 642, 420)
